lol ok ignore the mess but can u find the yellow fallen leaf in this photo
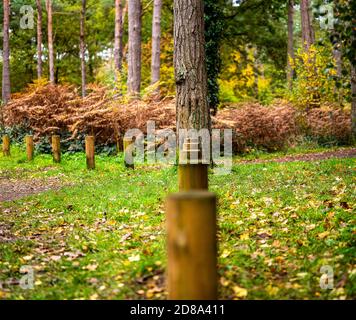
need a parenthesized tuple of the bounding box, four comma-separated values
(128, 254, 140, 262)
(233, 285, 248, 299)
(221, 249, 231, 258)
(266, 284, 279, 296)
(22, 255, 34, 261)
(318, 231, 330, 239)
(220, 277, 230, 287)
(240, 233, 249, 240)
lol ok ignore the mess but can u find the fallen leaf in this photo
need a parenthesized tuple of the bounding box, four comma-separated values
(233, 285, 248, 299)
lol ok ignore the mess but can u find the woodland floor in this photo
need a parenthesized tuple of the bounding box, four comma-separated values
(0, 145, 355, 300)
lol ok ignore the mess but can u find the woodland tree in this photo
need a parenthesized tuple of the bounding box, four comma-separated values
(150, 0, 162, 95)
(80, 0, 87, 97)
(36, 0, 43, 79)
(287, 0, 294, 89)
(46, 0, 55, 84)
(127, 0, 142, 98)
(174, 0, 210, 135)
(114, 0, 127, 81)
(300, 0, 315, 49)
(2, 0, 11, 104)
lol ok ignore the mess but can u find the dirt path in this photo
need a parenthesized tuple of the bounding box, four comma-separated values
(0, 176, 64, 202)
(237, 148, 356, 164)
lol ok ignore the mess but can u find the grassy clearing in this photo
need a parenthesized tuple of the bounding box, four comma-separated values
(0, 146, 355, 300)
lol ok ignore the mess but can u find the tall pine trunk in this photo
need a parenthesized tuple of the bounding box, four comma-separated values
(127, 0, 142, 99)
(174, 0, 210, 134)
(352, 64, 356, 140)
(114, 0, 125, 74)
(80, 0, 87, 97)
(46, 0, 55, 84)
(151, 0, 162, 95)
(36, 0, 43, 79)
(287, 0, 294, 89)
(2, 0, 11, 104)
(300, 0, 314, 50)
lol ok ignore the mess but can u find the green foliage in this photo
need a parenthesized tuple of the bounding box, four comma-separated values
(289, 45, 340, 109)
(204, 0, 224, 114)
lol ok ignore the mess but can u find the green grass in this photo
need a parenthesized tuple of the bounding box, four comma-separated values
(0, 146, 355, 300)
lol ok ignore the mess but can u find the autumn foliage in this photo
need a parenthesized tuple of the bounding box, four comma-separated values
(2, 84, 352, 152)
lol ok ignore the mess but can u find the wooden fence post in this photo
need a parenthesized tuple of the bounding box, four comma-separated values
(123, 137, 134, 169)
(166, 191, 218, 300)
(178, 138, 208, 191)
(52, 135, 61, 163)
(85, 135, 95, 170)
(25, 135, 34, 161)
(2, 135, 10, 156)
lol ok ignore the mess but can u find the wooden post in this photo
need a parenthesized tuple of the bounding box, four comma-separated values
(166, 191, 218, 300)
(123, 136, 134, 169)
(52, 135, 61, 163)
(25, 135, 34, 161)
(2, 135, 10, 156)
(85, 135, 95, 170)
(178, 138, 208, 191)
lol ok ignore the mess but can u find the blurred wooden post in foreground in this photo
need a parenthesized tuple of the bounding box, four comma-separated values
(123, 136, 134, 169)
(85, 135, 95, 170)
(2, 135, 10, 156)
(166, 191, 217, 300)
(52, 135, 61, 163)
(25, 135, 34, 161)
(178, 138, 208, 191)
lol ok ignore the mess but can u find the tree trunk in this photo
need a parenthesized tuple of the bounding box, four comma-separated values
(80, 0, 87, 97)
(351, 64, 356, 140)
(2, 0, 11, 104)
(127, 0, 142, 99)
(151, 0, 162, 95)
(300, 0, 314, 50)
(174, 0, 210, 135)
(46, 0, 55, 84)
(287, 0, 294, 89)
(114, 0, 125, 73)
(36, 0, 43, 79)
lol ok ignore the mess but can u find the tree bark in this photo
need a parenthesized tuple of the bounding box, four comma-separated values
(287, 0, 294, 89)
(300, 0, 314, 50)
(2, 0, 11, 104)
(127, 0, 142, 99)
(46, 0, 55, 84)
(151, 0, 162, 95)
(114, 0, 126, 74)
(351, 64, 356, 140)
(80, 0, 87, 97)
(36, 0, 43, 79)
(174, 0, 210, 134)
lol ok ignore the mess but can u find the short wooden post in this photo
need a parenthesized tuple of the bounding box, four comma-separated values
(52, 135, 61, 163)
(123, 136, 134, 169)
(2, 135, 10, 156)
(25, 135, 34, 161)
(166, 191, 218, 300)
(178, 138, 208, 191)
(85, 135, 95, 170)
